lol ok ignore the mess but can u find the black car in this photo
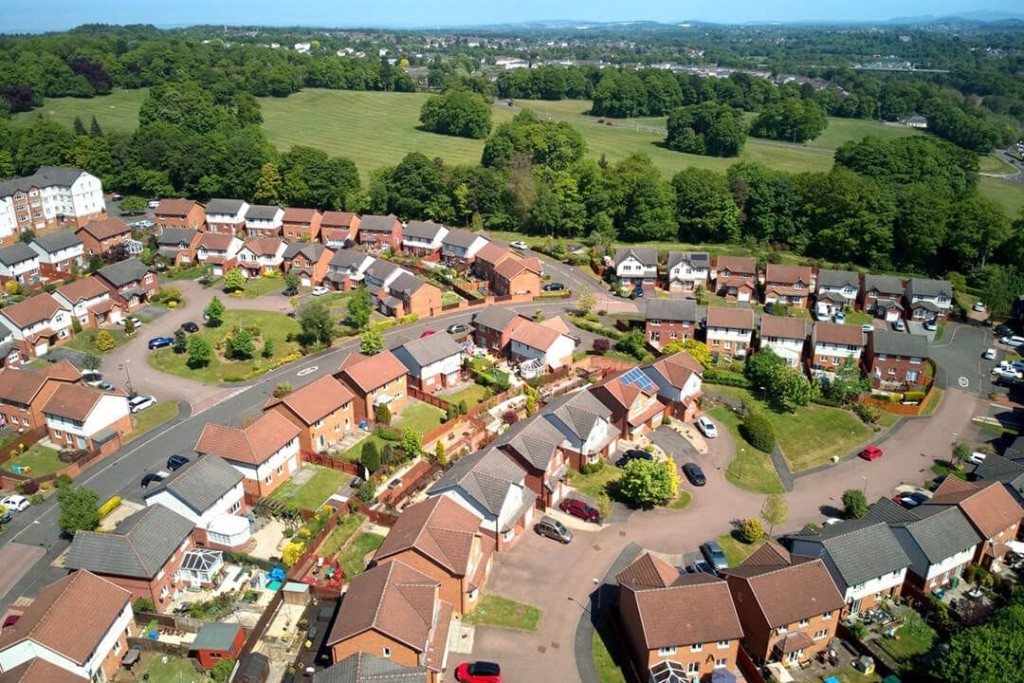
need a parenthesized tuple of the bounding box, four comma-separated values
(995, 325, 1015, 337)
(282, 286, 298, 296)
(140, 473, 166, 489)
(615, 449, 653, 468)
(167, 454, 190, 471)
(542, 282, 565, 292)
(181, 321, 199, 333)
(682, 463, 706, 486)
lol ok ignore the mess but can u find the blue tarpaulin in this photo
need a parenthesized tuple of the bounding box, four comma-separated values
(824, 677, 841, 683)
(711, 670, 737, 683)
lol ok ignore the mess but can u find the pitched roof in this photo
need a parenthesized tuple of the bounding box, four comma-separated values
(760, 315, 807, 341)
(817, 269, 860, 290)
(313, 653, 426, 683)
(0, 243, 39, 267)
(501, 416, 565, 470)
(813, 321, 864, 346)
(924, 480, 1024, 539)
(190, 622, 243, 652)
(76, 217, 130, 241)
(644, 298, 699, 323)
(264, 376, 354, 426)
(631, 576, 743, 649)
(974, 453, 1024, 485)
(472, 305, 524, 332)
(706, 306, 754, 330)
(0, 570, 131, 665)
(143, 455, 243, 513)
(282, 242, 327, 262)
(0, 292, 65, 328)
(374, 496, 483, 576)
(890, 505, 982, 563)
(592, 369, 658, 411)
(56, 276, 108, 303)
(907, 278, 952, 299)
(0, 658, 85, 683)
(155, 198, 201, 217)
(667, 251, 710, 270)
(442, 229, 483, 248)
(30, 229, 82, 254)
(864, 274, 904, 295)
(196, 411, 300, 466)
(616, 552, 686, 590)
(475, 241, 511, 265)
(336, 350, 408, 393)
(789, 520, 911, 588)
(66, 504, 194, 579)
(198, 232, 235, 250)
(644, 351, 704, 390)
(365, 259, 403, 283)
(321, 211, 358, 228)
(715, 255, 756, 275)
(282, 207, 321, 224)
(391, 334, 461, 373)
(403, 220, 446, 241)
(871, 329, 928, 358)
(205, 198, 247, 215)
(241, 238, 283, 257)
(765, 263, 813, 284)
(41, 383, 106, 422)
(245, 204, 282, 221)
(429, 447, 528, 516)
(96, 258, 149, 287)
(0, 166, 88, 196)
(0, 362, 80, 405)
(509, 319, 563, 351)
(614, 246, 657, 266)
(155, 227, 197, 246)
(330, 250, 372, 270)
(359, 214, 401, 233)
(547, 389, 613, 441)
(389, 272, 427, 297)
(494, 255, 540, 281)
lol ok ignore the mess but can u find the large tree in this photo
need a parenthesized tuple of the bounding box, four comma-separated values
(665, 103, 747, 157)
(750, 98, 828, 143)
(616, 459, 679, 509)
(346, 288, 373, 329)
(745, 348, 814, 411)
(57, 486, 100, 536)
(672, 167, 741, 243)
(419, 89, 492, 139)
(935, 589, 1024, 682)
(298, 300, 335, 347)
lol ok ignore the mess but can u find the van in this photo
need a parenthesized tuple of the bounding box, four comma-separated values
(534, 515, 573, 544)
(1003, 336, 1024, 348)
(147, 200, 160, 209)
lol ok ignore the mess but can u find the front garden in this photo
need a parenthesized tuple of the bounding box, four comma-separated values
(462, 594, 542, 631)
(708, 405, 784, 494)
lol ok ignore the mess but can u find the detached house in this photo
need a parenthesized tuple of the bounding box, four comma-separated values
(643, 351, 704, 421)
(471, 305, 529, 355)
(382, 273, 442, 319)
(0, 293, 73, 357)
(204, 198, 249, 235)
(643, 299, 699, 350)
(282, 243, 332, 287)
(94, 258, 158, 311)
(472, 242, 513, 282)
(402, 220, 448, 258)
(65, 504, 195, 613)
(28, 230, 84, 279)
(865, 330, 928, 389)
(763, 264, 815, 309)
(759, 315, 808, 368)
(665, 251, 710, 293)
(905, 278, 953, 321)
(861, 275, 905, 320)
(392, 334, 463, 393)
(714, 256, 757, 303)
(264, 375, 355, 455)
(243, 204, 284, 238)
(614, 247, 658, 292)
(54, 276, 123, 329)
(75, 217, 131, 257)
(195, 232, 242, 277)
(325, 250, 374, 291)
(441, 229, 489, 271)
(508, 318, 576, 370)
(617, 553, 744, 683)
(335, 351, 409, 425)
(155, 228, 201, 267)
(195, 411, 301, 500)
(591, 367, 666, 439)
(0, 243, 41, 286)
(153, 199, 206, 234)
(364, 260, 406, 295)
(816, 269, 860, 318)
(0, 360, 81, 432)
(357, 214, 403, 250)
(319, 211, 360, 248)
(281, 207, 322, 242)
(42, 383, 131, 454)
(236, 238, 286, 277)
(544, 390, 617, 469)
(492, 255, 542, 297)
(810, 322, 864, 375)
(496, 415, 570, 507)
(705, 307, 755, 360)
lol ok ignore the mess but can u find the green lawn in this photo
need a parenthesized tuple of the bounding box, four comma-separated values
(709, 406, 784, 494)
(717, 533, 764, 568)
(335, 433, 384, 464)
(669, 489, 693, 510)
(568, 464, 622, 500)
(12, 87, 149, 132)
(979, 176, 1024, 219)
(1, 443, 63, 477)
(843, 310, 875, 326)
(338, 532, 385, 580)
(66, 327, 132, 354)
(318, 513, 365, 558)
(593, 619, 628, 683)
(394, 401, 445, 434)
(235, 276, 285, 298)
(269, 464, 350, 511)
(147, 309, 301, 383)
(441, 384, 492, 409)
(878, 611, 937, 662)
(125, 401, 179, 443)
(142, 654, 210, 683)
(979, 154, 1016, 174)
(462, 594, 542, 631)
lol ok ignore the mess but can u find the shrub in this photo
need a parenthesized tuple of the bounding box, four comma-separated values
(852, 402, 879, 425)
(98, 495, 122, 518)
(592, 338, 610, 355)
(373, 425, 402, 441)
(903, 390, 927, 403)
(54, 474, 73, 488)
(445, 404, 459, 421)
(18, 480, 39, 495)
(133, 598, 156, 613)
(741, 411, 776, 452)
(842, 489, 869, 519)
(703, 369, 752, 388)
(94, 330, 116, 352)
(273, 383, 292, 398)
(580, 460, 605, 475)
(281, 540, 305, 567)
(502, 410, 519, 425)
(738, 517, 765, 543)
(360, 441, 382, 473)
(849, 622, 868, 640)
(357, 479, 376, 503)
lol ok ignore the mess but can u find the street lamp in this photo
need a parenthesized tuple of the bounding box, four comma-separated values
(861, 476, 867, 495)
(120, 359, 134, 397)
(567, 595, 591, 617)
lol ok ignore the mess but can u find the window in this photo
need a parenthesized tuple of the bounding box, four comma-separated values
(229, 501, 241, 513)
(113, 640, 121, 654)
(658, 646, 677, 656)
(687, 662, 700, 674)
(715, 658, 727, 668)
(690, 643, 703, 652)
(888, 367, 896, 376)
(650, 319, 661, 326)
(822, 612, 832, 620)
(799, 618, 810, 627)
(776, 626, 787, 635)
(382, 647, 391, 658)
(717, 640, 730, 649)
(814, 629, 829, 640)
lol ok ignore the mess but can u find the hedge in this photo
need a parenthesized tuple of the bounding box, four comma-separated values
(704, 369, 752, 388)
(98, 495, 122, 518)
(903, 390, 927, 403)
(741, 411, 776, 453)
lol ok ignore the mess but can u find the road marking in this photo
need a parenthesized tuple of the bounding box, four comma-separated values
(297, 366, 319, 377)
(958, 376, 969, 388)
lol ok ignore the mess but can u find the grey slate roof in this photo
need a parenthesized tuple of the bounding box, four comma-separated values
(389, 272, 425, 296)
(359, 214, 400, 233)
(501, 416, 565, 470)
(907, 278, 952, 299)
(548, 389, 612, 442)
(871, 329, 929, 359)
(391, 333, 461, 373)
(245, 204, 282, 221)
(817, 269, 860, 290)
(667, 251, 709, 270)
(31, 230, 82, 254)
(403, 220, 446, 241)
(442, 229, 482, 248)
(0, 243, 39, 267)
(190, 622, 243, 652)
(96, 258, 150, 287)
(205, 198, 246, 215)
(644, 298, 699, 323)
(365, 260, 403, 282)
(790, 520, 911, 588)
(864, 274, 904, 295)
(144, 456, 243, 514)
(472, 305, 523, 332)
(0, 167, 87, 197)
(429, 447, 527, 516)
(65, 504, 194, 579)
(329, 250, 370, 270)
(973, 453, 1024, 497)
(283, 242, 326, 261)
(866, 496, 919, 524)
(313, 652, 426, 683)
(155, 228, 197, 247)
(615, 246, 658, 267)
(893, 506, 981, 564)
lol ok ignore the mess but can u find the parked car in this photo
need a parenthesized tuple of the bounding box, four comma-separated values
(282, 286, 298, 296)
(615, 449, 653, 468)
(833, 311, 846, 323)
(994, 325, 1014, 337)
(1002, 336, 1024, 348)
(895, 492, 929, 509)
(419, 329, 437, 338)
(892, 319, 906, 332)
(534, 515, 573, 544)
(311, 286, 330, 297)
(969, 452, 988, 466)
(859, 445, 884, 461)
(973, 301, 987, 312)
(861, 323, 875, 333)
(447, 323, 470, 335)
(147, 200, 159, 209)
(682, 463, 706, 487)
(983, 348, 997, 360)
(689, 559, 716, 576)
(181, 321, 199, 333)
(455, 661, 501, 683)
(148, 337, 173, 350)
(140, 472, 169, 488)
(1, 494, 30, 512)
(992, 366, 1023, 382)
(700, 540, 729, 571)
(509, 240, 528, 250)
(695, 416, 718, 439)
(541, 282, 565, 292)
(633, 286, 645, 298)
(387, 478, 402, 490)
(560, 498, 601, 523)
(923, 319, 938, 331)
(167, 454, 190, 471)
(128, 395, 156, 413)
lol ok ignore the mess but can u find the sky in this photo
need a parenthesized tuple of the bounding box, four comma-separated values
(2, 0, 1021, 33)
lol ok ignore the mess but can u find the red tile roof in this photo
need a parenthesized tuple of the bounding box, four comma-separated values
(645, 351, 703, 389)
(195, 411, 300, 465)
(475, 242, 511, 266)
(928, 480, 1024, 540)
(155, 198, 201, 217)
(283, 207, 321, 224)
(632, 576, 743, 649)
(509, 319, 563, 351)
(41, 383, 106, 422)
(198, 232, 235, 251)
(814, 322, 864, 346)
(320, 211, 358, 228)
(55, 276, 108, 303)
(374, 496, 486, 576)
(765, 264, 814, 284)
(760, 315, 807, 341)
(263, 375, 354, 425)
(0, 293, 66, 329)
(241, 238, 283, 257)
(0, 658, 87, 683)
(707, 306, 754, 330)
(0, 361, 81, 405)
(76, 217, 130, 241)
(336, 351, 409, 394)
(616, 552, 685, 589)
(716, 256, 756, 275)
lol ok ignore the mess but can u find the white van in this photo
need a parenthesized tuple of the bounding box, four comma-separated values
(1002, 336, 1024, 348)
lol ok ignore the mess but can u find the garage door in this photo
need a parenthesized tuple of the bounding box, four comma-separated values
(301, 276, 312, 287)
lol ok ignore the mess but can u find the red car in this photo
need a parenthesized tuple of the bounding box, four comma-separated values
(859, 445, 883, 461)
(420, 329, 437, 337)
(455, 661, 501, 683)
(559, 498, 601, 523)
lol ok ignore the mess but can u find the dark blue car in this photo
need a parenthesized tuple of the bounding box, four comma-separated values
(148, 336, 174, 350)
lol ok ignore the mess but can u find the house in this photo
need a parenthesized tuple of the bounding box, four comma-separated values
(357, 214, 403, 250)
(325, 560, 453, 683)
(326, 250, 374, 291)
(427, 447, 536, 551)
(471, 242, 513, 282)
(643, 299, 699, 349)
(810, 322, 864, 375)
(471, 305, 529, 355)
(759, 315, 808, 369)
(42, 383, 131, 454)
(381, 273, 442, 319)
(592, 367, 667, 439)
(65, 504, 195, 613)
(900, 114, 928, 128)
(0, 360, 81, 433)
(705, 307, 755, 360)
(0, 167, 104, 240)
(402, 220, 448, 258)
(973, 451, 1024, 505)
(143, 456, 250, 551)
(861, 275, 905, 320)
(643, 351, 704, 421)
(154, 228, 201, 267)
(763, 264, 815, 309)
(714, 256, 757, 303)
(815, 269, 860, 318)
(28, 230, 85, 279)
(244, 204, 284, 238)
(508, 317, 576, 370)
(282, 243, 332, 287)
(364, 260, 406, 295)
(865, 330, 929, 389)
(867, 497, 981, 599)
(392, 334, 463, 393)
(263, 375, 355, 454)
(189, 623, 245, 671)
(497, 413, 572, 506)
(235, 238, 286, 277)
(544, 389, 618, 469)
(616, 552, 744, 683)
(722, 544, 845, 667)
(665, 251, 710, 293)
(0, 658, 87, 683)
(0, 244, 41, 286)
(54, 276, 123, 329)
(195, 232, 242, 277)
(320, 211, 360, 248)
(0, 293, 74, 357)
(74, 217, 131, 257)
(905, 278, 953, 321)
(440, 229, 489, 270)
(0, 571, 133, 682)
(94, 258, 158, 311)
(491, 255, 543, 297)
(0, 331, 27, 371)
(282, 207, 323, 242)
(195, 411, 301, 499)
(614, 247, 658, 292)
(920, 477, 1024, 571)
(786, 520, 911, 615)
(334, 351, 409, 425)
(204, 198, 249, 235)
(372, 496, 493, 614)
(153, 199, 206, 234)
(312, 653, 425, 683)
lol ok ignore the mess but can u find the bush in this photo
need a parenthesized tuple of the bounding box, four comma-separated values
(360, 441, 382, 473)
(738, 517, 765, 543)
(592, 338, 611, 355)
(94, 330, 116, 352)
(903, 390, 927, 403)
(502, 410, 519, 425)
(580, 460, 605, 475)
(357, 479, 376, 503)
(741, 411, 776, 452)
(54, 474, 73, 488)
(852, 402, 879, 425)
(842, 489, 869, 519)
(703, 369, 752, 388)
(373, 426, 401, 441)
(98, 495, 122, 518)
(18, 480, 39, 495)
(133, 598, 156, 613)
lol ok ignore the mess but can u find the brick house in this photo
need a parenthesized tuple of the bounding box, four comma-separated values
(0, 571, 134, 683)
(492, 255, 543, 296)
(313, 654, 425, 683)
(763, 264, 815, 309)
(0, 658, 86, 683)
(28, 230, 85, 280)
(54, 276, 124, 329)
(42, 383, 131, 454)
(440, 229, 488, 271)
(335, 351, 409, 425)
(714, 256, 757, 303)
(325, 250, 374, 291)
(281, 207, 323, 242)
(905, 278, 953, 321)
(705, 307, 755, 360)
(0, 360, 81, 433)
(0, 293, 74, 357)
(643, 299, 699, 350)
(235, 238, 286, 277)
(155, 228, 202, 267)
(643, 351, 705, 421)
(392, 334, 463, 393)
(973, 448, 1024, 506)
(617, 553, 743, 683)
(591, 367, 667, 440)
(195, 232, 242, 277)
(263, 375, 355, 454)
(865, 329, 929, 389)
(508, 318, 577, 370)
(243, 204, 284, 238)
(195, 411, 301, 500)
(282, 243, 333, 287)
(204, 198, 249, 235)
(381, 273, 442, 319)
(65, 504, 195, 613)
(153, 199, 206, 234)
(665, 251, 710, 293)
(496, 415, 571, 507)
(325, 560, 453, 683)
(759, 315, 808, 369)
(861, 275, 905, 320)
(722, 544, 845, 667)
(94, 258, 159, 311)
(372, 496, 493, 615)
(364, 260, 406, 294)
(614, 246, 658, 292)
(401, 220, 448, 259)
(810, 322, 864, 375)
(471, 305, 529, 355)
(544, 389, 618, 469)
(0, 167, 105, 238)
(75, 217, 132, 257)
(0, 243, 41, 286)
(357, 214, 403, 251)
(319, 211, 360, 248)
(189, 623, 246, 671)
(472, 241, 512, 282)
(815, 269, 860, 317)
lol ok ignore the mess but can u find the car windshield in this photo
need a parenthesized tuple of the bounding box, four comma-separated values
(470, 663, 499, 674)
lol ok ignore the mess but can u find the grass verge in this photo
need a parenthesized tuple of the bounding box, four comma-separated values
(235, 277, 285, 299)
(125, 401, 179, 444)
(919, 388, 944, 417)
(669, 489, 693, 510)
(269, 465, 349, 511)
(709, 406, 784, 494)
(463, 594, 542, 631)
(717, 533, 765, 567)
(593, 609, 628, 683)
(338, 532, 385, 579)
(568, 464, 622, 501)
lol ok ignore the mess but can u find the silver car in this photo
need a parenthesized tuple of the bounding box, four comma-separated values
(535, 516, 573, 544)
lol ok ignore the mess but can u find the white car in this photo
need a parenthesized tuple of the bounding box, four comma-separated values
(983, 348, 997, 360)
(311, 286, 330, 297)
(992, 367, 1023, 382)
(147, 200, 160, 209)
(119, 316, 143, 328)
(696, 416, 718, 439)
(973, 301, 987, 312)
(509, 241, 529, 250)
(1, 494, 30, 512)
(128, 395, 157, 413)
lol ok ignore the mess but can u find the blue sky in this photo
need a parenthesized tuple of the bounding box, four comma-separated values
(3, 0, 1020, 32)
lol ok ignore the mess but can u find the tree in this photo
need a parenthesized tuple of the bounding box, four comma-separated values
(741, 410, 776, 452)
(360, 328, 384, 355)
(842, 489, 869, 519)
(419, 89, 492, 139)
(56, 486, 100, 536)
(576, 288, 597, 315)
(401, 429, 422, 458)
(227, 328, 256, 360)
(665, 103, 746, 157)
(299, 300, 336, 347)
(750, 99, 828, 143)
(346, 288, 373, 329)
(187, 335, 212, 368)
(73, 115, 87, 136)
(123, 317, 135, 336)
(89, 116, 103, 137)
(284, 271, 300, 292)
(738, 517, 765, 543)
(616, 459, 679, 509)
(744, 348, 814, 411)
(434, 440, 447, 466)
(81, 352, 101, 372)
(375, 402, 391, 426)
(672, 167, 741, 243)
(210, 658, 235, 683)
(223, 268, 246, 293)
(616, 329, 648, 360)
(360, 440, 382, 473)
(822, 358, 870, 404)
(172, 327, 187, 354)
(935, 589, 1024, 682)
(94, 330, 116, 352)
(119, 195, 146, 214)
(760, 493, 788, 537)
(680, 339, 712, 367)
(252, 162, 283, 204)
(204, 297, 225, 327)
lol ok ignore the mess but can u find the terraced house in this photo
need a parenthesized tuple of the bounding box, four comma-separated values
(195, 410, 302, 499)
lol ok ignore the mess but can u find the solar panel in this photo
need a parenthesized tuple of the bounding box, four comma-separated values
(621, 367, 655, 392)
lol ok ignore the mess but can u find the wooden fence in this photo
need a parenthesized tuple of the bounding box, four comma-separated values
(859, 395, 927, 416)
(237, 590, 284, 661)
(408, 386, 454, 411)
(303, 452, 361, 476)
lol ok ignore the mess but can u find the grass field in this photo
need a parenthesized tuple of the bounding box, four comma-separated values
(269, 464, 349, 511)
(708, 405, 784, 494)
(463, 594, 542, 631)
